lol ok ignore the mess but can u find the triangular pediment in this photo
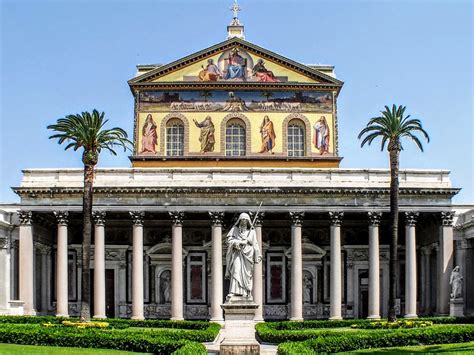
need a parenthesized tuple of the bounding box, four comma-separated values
(128, 38, 343, 87)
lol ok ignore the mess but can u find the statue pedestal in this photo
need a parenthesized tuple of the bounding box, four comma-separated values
(449, 298, 465, 317)
(220, 297, 260, 355)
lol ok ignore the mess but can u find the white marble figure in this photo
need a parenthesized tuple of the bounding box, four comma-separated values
(304, 272, 313, 304)
(225, 213, 262, 300)
(450, 265, 463, 299)
(160, 271, 171, 304)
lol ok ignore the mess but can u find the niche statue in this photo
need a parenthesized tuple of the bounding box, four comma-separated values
(225, 213, 262, 301)
(450, 266, 463, 299)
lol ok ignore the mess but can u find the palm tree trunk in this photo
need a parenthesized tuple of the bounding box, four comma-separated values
(80, 163, 94, 322)
(388, 148, 400, 322)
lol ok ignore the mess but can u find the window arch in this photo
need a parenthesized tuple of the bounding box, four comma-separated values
(287, 119, 305, 157)
(160, 113, 189, 155)
(225, 118, 246, 156)
(166, 118, 184, 156)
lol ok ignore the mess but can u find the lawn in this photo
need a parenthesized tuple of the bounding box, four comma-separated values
(337, 341, 474, 353)
(0, 343, 150, 354)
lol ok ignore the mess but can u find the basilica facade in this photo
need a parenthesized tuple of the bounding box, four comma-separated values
(0, 14, 472, 321)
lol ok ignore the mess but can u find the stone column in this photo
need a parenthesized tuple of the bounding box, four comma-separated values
(37, 244, 52, 314)
(251, 212, 265, 322)
(289, 212, 304, 321)
(130, 211, 145, 320)
(53, 211, 69, 317)
(209, 212, 224, 322)
(18, 211, 36, 315)
(421, 246, 432, 314)
(404, 212, 419, 318)
(169, 211, 184, 321)
(368, 212, 382, 319)
(329, 211, 344, 320)
(0, 235, 11, 314)
(93, 211, 106, 319)
(437, 211, 454, 315)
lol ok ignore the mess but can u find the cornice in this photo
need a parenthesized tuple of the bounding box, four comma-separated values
(13, 186, 460, 198)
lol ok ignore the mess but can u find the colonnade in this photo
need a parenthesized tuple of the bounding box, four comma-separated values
(16, 210, 455, 319)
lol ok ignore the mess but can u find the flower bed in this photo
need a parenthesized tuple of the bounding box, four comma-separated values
(351, 319, 433, 329)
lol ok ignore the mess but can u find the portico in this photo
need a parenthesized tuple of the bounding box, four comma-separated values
(9, 167, 457, 320)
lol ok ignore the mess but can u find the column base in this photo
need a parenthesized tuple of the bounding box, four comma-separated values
(55, 313, 69, 318)
(210, 317, 224, 325)
(131, 315, 145, 320)
(404, 314, 418, 319)
(367, 315, 381, 320)
(254, 317, 264, 323)
(171, 317, 184, 321)
(329, 316, 342, 320)
(93, 315, 107, 319)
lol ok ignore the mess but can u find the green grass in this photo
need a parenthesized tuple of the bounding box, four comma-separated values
(0, 343, 150, 354)
(337, 341, 474, 353)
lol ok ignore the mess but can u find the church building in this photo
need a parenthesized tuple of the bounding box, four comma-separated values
(1, 3, 472, 321)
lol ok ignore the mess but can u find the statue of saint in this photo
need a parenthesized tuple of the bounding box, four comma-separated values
(193, 116, 215, 153)
(225, 213, 262, 300)
(160, 271, 171, 304)
(303, 273, 313, 304)
(450, 265, 463, 299)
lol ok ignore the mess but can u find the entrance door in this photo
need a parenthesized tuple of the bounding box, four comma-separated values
(105, 269, 115, 318)
(358, 270, 369, 318)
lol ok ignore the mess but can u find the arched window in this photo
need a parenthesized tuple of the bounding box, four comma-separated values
(287, 119, 305, 157)
(225, 119, 246, 156)
(166, 118, 184, 156)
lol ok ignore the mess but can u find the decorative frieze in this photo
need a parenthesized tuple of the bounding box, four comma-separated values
(440, 211, 455, 226)
(129, 211, 145, 226)
(92, 211, 106, 226)
(169, 211, 185, 225)
(35, 243, 52, 255)
(329, 211, 344, 226)
(249, 211, 265, 226)
(367, 211, 382, 226)
(18, 210, 33, 225)
(208, 211, 225, 226)
(289, 211, 305, 226)
(53, 211, 69, 225)
(404, 212, 419, 226)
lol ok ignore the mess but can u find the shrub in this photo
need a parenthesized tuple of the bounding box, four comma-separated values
(277, 324, 474, 354)
(172, 341, 207, 355)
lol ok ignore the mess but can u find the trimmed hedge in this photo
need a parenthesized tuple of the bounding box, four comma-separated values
(257, 317, 474, 343)
(277, 324, 474, 354)
(0, 323, 209, 354)
(171, 341, 207, 355)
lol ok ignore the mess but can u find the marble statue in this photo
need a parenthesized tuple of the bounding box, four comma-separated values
(304, 273, 313, 304)
(225, 212, 262, 300)
(160, 271, 171, 304)
(450, 266, 463, 299)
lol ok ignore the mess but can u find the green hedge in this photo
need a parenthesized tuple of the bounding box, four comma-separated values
(256, 317, 474, 343)
(0, 323, 210, 354)
(171, 341, 207, 355)
(277, 324, 474, 354)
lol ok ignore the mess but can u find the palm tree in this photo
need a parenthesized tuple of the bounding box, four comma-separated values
(48, 110, 131, 321)
(358, 105, 429, 322)
(260, 91, 273, 102)
(200, 90, 212, 102)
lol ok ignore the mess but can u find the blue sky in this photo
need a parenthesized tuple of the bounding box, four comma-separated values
(1, 0, 473, 203)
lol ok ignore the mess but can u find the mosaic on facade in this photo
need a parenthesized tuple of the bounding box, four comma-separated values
(139, 90, 333, 113)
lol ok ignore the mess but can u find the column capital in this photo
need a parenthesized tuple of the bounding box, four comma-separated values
(440, 211, 454, 226)
(36, 243, 52, 255)
(367, 211, 382, 226)
(209, 211, 225, 226)
(18, 210, 33, 225)
(0, 237, 9, 249)
(169, 211, 185, 225)
(329, 211, 344, 226)
(92, 211, 106, 226)
(404, 211, 419, 226)
(53, 211, 69, 225)
(249, 211, 265, 226)
(289, 211, 305, 226)
(129, 211, 145, 226)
